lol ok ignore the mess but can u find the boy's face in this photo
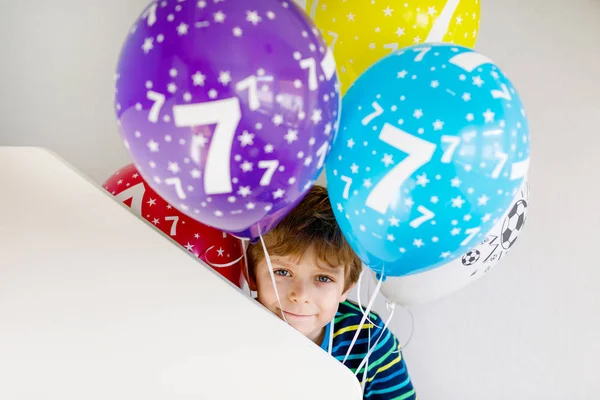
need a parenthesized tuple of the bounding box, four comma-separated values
(251, 245, 351, 344)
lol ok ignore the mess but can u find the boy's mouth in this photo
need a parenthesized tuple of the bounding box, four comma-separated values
(280, 309, 314, 318)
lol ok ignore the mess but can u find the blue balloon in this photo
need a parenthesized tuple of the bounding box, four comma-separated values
(326, 44, 530, 277)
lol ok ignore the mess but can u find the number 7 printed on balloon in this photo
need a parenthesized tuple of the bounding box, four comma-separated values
(361, 102, 482, 246)
(366, 122, 437, 223)
(141, 1, 158, 27)
(145, 91, 243, 198)
(172, 97, 241, 197)
(360, 102, 437, 217)
(144, 79, 270, 201)
(299, 48, 337, 91)
(410, 47, 529, 181)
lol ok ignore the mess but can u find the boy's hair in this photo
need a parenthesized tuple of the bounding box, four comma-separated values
(247, 185, 362, 292)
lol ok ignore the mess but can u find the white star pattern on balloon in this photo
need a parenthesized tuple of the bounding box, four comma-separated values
(104, 165, 246, 283)
(237, 186, 252, 197)
(240, 161, 253, 172)
(192, 71, 206, 86)
(218, 71, 232, 85)
(115, 0, 340, 238)
(214, 11, 226, 23)
(326, 44, 530, 276)
(284, 129, 298, 144)
(416, 173, 430, 187)
(147, 140, 160, 152)
(143, 37, 157, 54)
(237, 131, 255, 147)
(232, 26, 243, 37)
(246, 10, 262, 25)
(177, 22, 189, 35)
(381, 154, 394, 167)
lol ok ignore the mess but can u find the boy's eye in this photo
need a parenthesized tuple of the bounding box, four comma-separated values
(316, 275, 333, 283)
(274, 269, 291, 277)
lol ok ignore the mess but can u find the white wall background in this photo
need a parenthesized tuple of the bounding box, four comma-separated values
(1, 0, 598, 398)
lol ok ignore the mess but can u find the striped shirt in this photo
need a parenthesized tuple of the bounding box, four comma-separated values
(320, 301, 417, 400)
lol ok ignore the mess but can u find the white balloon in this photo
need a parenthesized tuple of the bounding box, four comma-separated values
(375, 178, 530, 306)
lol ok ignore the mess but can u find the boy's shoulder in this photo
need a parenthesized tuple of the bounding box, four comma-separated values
(336, 300, 384, 328)
(332, 301, 400, 365)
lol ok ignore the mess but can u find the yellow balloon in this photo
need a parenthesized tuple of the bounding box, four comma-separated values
(304, 0, 481, 94)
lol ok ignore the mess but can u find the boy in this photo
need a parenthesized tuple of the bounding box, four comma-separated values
(247, 185, 417, 399)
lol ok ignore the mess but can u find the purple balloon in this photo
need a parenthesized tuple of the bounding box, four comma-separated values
(115, 0, 340, 239)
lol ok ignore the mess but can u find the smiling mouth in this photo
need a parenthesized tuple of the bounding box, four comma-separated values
(280, 310, 315, 318)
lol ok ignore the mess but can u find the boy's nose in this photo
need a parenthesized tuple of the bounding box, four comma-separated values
(289, 280, 310, 303)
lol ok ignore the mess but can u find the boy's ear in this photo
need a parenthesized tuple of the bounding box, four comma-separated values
(339, 282, 356, 303)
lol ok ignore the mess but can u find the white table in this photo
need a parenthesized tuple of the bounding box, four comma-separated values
(0, 147, 361, 400)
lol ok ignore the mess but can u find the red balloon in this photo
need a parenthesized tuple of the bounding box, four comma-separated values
(103, 164, 246, 288)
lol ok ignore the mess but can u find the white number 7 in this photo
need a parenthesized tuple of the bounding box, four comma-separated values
(315, 141, 329, 169)
(426, 0, 460, 43)
(384, 43, 399, 53)
(361, 101, 384, 126)
(147, 90, 165, 123)
(441, 135, 461, 163)
(165, 216, 179, 236)
(341, 176, 352, 199)
(366, 124, 437, 214)
(258, 160, 279, 186)
(413, 46, 431, 62)
(236, 75, 260, 111)
(141, 2, 158, 27)
(146, 2, 158, 26)
(300, 54, 336, 91)
(173, 97, 241, 195)
(300, 58, 318, 91)
(327, 31, 339, 53)
(461, 227, 481, 246)
(165, 177, 187, 200)
(410, 206, 435, 228)
(492, 151, 508, 179)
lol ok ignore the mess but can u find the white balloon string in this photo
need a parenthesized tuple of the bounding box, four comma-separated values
(391, 305, 415, 354)
(259, 233, 288, 324)
(342, 271, 383, 365)
(360, 312, 371, 391)
(203, 246, 246, 268)
(357, 268, 383, 329)
(328, 318, 334, 356)
(241, 239, 252, 296)
(399, 305, 415, 350)
(355, 300, 396, 376)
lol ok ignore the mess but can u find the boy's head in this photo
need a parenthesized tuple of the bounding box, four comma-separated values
(247, 185, 362, 344)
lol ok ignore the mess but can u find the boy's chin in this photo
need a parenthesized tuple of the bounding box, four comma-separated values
(286, 318, 325, 337)
(293, 323, 325, 342)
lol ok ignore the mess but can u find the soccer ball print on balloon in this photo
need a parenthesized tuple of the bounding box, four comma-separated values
(375, 177, 530, 305)
(326, 43, 531, 277)
(115, 0, 340, 240)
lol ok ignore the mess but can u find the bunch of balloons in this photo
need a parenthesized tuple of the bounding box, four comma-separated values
(113, 0, 530, 304)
